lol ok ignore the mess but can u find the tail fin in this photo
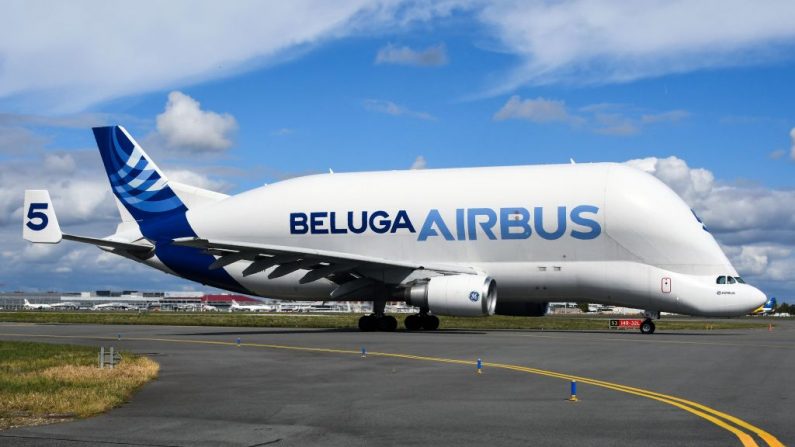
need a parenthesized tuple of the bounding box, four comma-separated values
(24, 299, 30, 305)
(23, 190, 62, 243)
(92, 126, 187, 221)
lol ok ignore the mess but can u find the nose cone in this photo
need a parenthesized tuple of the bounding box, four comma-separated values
(749, 286, 767, 310)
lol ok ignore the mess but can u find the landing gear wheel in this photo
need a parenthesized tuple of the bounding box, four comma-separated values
(358, 315, 377, 332)
(404, 314, 422, 331)
(421, 315, 440, 331)
(640, 318, 656, 334)
(378, 315, 398, 332)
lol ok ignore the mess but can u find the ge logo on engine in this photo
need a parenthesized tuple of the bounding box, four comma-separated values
(468, 291, 480, 302)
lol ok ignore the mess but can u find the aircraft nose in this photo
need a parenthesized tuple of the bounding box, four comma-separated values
(749, 286, 767, 310)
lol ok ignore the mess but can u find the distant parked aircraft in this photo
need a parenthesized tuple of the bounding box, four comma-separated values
(50, 301, 78, 309)
(751, 296, 777, 315)
(229, 300, 274, 312)
(23, 299, 51, 310)
(91, 302, 138, 311)
(201, 303, 219, 312)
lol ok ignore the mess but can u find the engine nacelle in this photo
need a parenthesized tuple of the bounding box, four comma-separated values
(402, 274, 497, 317)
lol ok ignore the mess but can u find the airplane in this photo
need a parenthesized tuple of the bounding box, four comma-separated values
(50, 301, 79, 310)
(201, 303, 219, 312)
(751, 296, 777, 315)
(23, 299, 52, 310)
(91, 302, 138, 311)
(22, 126, 767, 334)
(229, 299, 275, 312)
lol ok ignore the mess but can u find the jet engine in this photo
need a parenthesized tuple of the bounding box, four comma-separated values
(401, 274, 497, 316)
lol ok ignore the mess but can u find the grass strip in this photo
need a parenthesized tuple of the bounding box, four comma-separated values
(0, 311, 772, 331)
(0, 340, 159, 430)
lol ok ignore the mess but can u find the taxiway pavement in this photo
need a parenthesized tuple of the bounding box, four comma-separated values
(0, 320, 792, 446)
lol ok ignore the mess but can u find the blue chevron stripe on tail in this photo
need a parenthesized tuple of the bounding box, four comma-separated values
(92, 126, 186, 221)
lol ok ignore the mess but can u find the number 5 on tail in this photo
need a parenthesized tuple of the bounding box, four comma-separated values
(22, 190, 62, 243)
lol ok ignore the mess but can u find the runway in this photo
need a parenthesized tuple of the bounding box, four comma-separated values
(0, 321, 792, 446)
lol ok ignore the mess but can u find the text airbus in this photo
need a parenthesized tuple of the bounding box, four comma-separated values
(289, 206, 601, 241)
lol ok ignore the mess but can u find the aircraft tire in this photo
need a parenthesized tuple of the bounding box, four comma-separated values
(358, 315, 377, 332)
(404, 314, 422, 331)
(640, 319, 655, 334)
(378, 315, 398, 332)
(421, 315, 440, 331)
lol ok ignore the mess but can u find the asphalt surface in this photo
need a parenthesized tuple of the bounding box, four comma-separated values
(0, 320, 792, 447)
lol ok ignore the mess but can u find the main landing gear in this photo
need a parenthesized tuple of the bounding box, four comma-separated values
(358, 314, 398, 332)
(404, 309, 439, 331)
(358, 299, 398, 332)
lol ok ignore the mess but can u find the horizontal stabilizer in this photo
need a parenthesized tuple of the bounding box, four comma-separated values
(62, 234, 153, 254)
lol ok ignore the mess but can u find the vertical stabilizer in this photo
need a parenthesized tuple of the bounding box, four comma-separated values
(92, 126, 187, 222)
(22, 190, 62, 243)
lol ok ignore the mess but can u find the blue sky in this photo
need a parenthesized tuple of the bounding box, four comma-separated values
(1, 1, 795, 301)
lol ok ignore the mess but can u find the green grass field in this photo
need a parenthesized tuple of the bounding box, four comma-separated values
(0, 340, 159, 430)
(0, 311, 773, 331)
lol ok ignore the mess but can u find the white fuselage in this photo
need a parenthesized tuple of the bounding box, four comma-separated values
(141, 163, 764, 317)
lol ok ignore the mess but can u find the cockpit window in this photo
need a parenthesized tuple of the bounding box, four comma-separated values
(735, 277, 745, 284)
(716, 276, 726, 284)
(727, 276, 736, 284)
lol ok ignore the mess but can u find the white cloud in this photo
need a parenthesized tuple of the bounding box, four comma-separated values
(410, 155, 427, 169)
(640, 110, 690, 124)
(493, 96, 578, 124)
(1, 2, 794, 110)
(155, 91, 238, 153)
(375, 43, 448, 66)
(592, 113, 638, 136)
(0, 151, 116, 227)
(166, 169, 230, 193)
(363, 99, 436, 120)
(625, 155, 795, 294)
(0, 125, 48, 154)
(478, 0, 795, 92)
(43, 153, 77, 173)
(0, 143, 236, 291)
(0, 1, 466, 112)
(625, 156, 714, 204)
(271, 128, 294, 137)
(790, 127, 795, 160)
(727, 245, 791, 278)
(494, 96, 687, 135)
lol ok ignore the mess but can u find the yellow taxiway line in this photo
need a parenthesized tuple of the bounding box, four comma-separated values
(0, 332, 783, 447)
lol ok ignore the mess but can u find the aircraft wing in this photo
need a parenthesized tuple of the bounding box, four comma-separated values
(171, 237, 476, 298)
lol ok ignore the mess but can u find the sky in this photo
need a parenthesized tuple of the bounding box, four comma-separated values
(1, 1, 795, 301)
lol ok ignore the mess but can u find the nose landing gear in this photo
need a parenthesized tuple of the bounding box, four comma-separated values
(640, 318, 656, 334)
(640, 310, 659, 334)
